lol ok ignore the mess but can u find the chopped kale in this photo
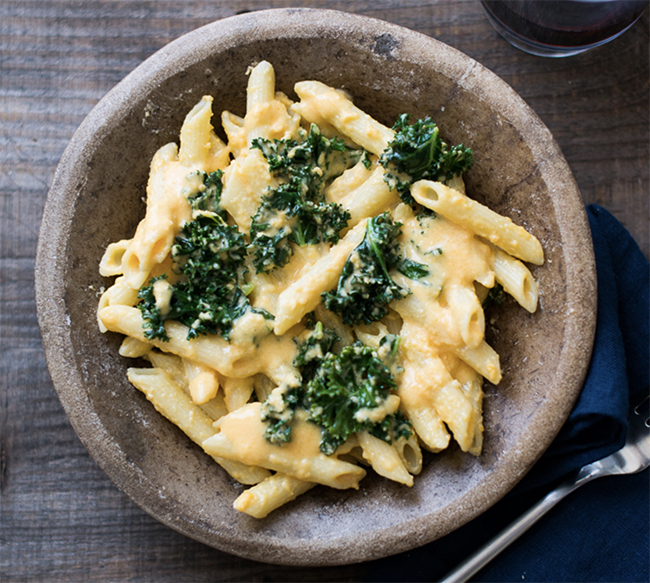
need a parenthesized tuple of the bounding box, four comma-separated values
(261, 320, 339, 444)
(293, 320, 340, 383)
(249, 124, 362, 272)
(137, 275, 171, 341)
(188, 170, 226, 218)
(137, 213, 257, 342)
(483, 282, 507, 308)
(397, 257, 430, 280)
(322, 213, 410, 325)
(305, 340, 406, 455)
(261, 328, 411, 455)
(380, 114, 473, 206)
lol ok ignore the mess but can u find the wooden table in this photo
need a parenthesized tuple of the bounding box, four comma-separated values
(1, 1, 648, 581)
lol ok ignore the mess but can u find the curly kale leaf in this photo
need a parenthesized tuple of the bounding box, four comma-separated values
(249, 124, 360, 272)
(262, 331, 411, 455)
(137, 275, 172, 341)
(397, 257, 430, 280)
(187, 170, 226, 218)
(380, 114, 473, 206)
(252, 123, 353, 202)
(293, 319, 340, 383)
(305, 341, 405, 455)
(261, 320, 340, 444)
(249, 178, 351, 273)
(321, 213, 410, 325)
(137, 213, 256, 342)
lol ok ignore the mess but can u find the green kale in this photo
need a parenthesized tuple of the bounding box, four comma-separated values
(252, 123, 354, 201)
(262, 331, 411, 454)
(137, 213, 257, 342)
(482, 282, 507, 308)
(380, 114, 473, 206)
(305, 340, 407, 455)
(321, 213, 410, 325)
(261, 319, 340, 444)
(249, 178, 350, 272)
(249, 124, 361, 272)
(136, 275, 171, 341)
(397, 257, 430, 280)
(188, 170, 226, 217)
(293, 319, 340, 383)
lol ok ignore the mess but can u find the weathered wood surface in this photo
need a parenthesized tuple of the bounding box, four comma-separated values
(1, 1, 648, 581)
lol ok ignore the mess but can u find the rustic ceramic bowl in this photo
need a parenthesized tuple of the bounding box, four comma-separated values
(35, 8, 596, 566)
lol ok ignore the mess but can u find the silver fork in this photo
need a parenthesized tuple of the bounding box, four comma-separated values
(441, 394, 650, 583)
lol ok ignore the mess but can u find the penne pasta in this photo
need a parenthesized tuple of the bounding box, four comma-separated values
(293, 80, 394, 154)
(98, 62, 543, 517)
(411, 180, 544, 265)
(203, 404, 366, 490)
(273, 219, 368, 335)
(127, 367, 270, 485)
(488, 242, 539, 313)
(234, 473, 316, 519)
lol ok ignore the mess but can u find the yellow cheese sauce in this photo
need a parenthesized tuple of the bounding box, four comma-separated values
(205, 404, 365, 489)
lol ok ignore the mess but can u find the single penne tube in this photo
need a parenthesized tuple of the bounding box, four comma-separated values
(273, 219, 368, 335)
(120, 143, 193, 289)
(293, 80, 394, 155)
(325, 158, 375, 204)
(246, 61, 276, 112)
(253, 373, 276, 403)
(99, 239, 131, 277)
(488, 242, 539, 313)
(444, 284, 485, 350)
(403, 401, 450, 453)
(97, 277, 140, 332)
(244, 62, 300, 145)
(394, 431, 423, 475)
(446, 174, 466, 195)
(339, 166, 401, 227)
(220, 375, 255, 412)
(452, 340, 502, 385)
(203, 404, 366, 490)
(358, 431, 413, 486)
(178, 95, 230, 171)
(127, 367, 270, 485)
(233, 473, 316, 519)
(221, 147, 275, 232)
(410, 180, 544, 265)
(431, 379, 477, 453)
(221, 110, 246, 157)
(119, 336, 151, 359)
(444, 355, 484, 456)
(147, 352, 228, 421)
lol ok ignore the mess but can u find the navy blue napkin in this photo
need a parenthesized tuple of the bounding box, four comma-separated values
(363, 205, 649, 583)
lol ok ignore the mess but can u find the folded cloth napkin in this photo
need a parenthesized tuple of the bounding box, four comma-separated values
(363, 205, 649, 583)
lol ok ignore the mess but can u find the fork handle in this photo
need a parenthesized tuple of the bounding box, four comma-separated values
(439, 473, 590, 583)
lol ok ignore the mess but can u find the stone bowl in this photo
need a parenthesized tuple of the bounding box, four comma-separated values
(35, 8, 596, 566)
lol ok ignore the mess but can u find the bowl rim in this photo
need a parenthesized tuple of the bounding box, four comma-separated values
(35, 7, 597, 565)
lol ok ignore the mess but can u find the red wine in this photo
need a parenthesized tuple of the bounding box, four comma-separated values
(482, 1, 647, 54)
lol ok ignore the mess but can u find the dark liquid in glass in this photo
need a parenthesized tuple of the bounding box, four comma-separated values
(482, 1, 647, 50)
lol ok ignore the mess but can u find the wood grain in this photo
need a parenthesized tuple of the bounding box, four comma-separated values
(1, 0, 648, 581)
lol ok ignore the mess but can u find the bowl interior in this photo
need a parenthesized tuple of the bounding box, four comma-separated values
(36, 8, 596, 566)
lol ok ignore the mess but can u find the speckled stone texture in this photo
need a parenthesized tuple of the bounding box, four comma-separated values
(35, 8, 596, 566)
